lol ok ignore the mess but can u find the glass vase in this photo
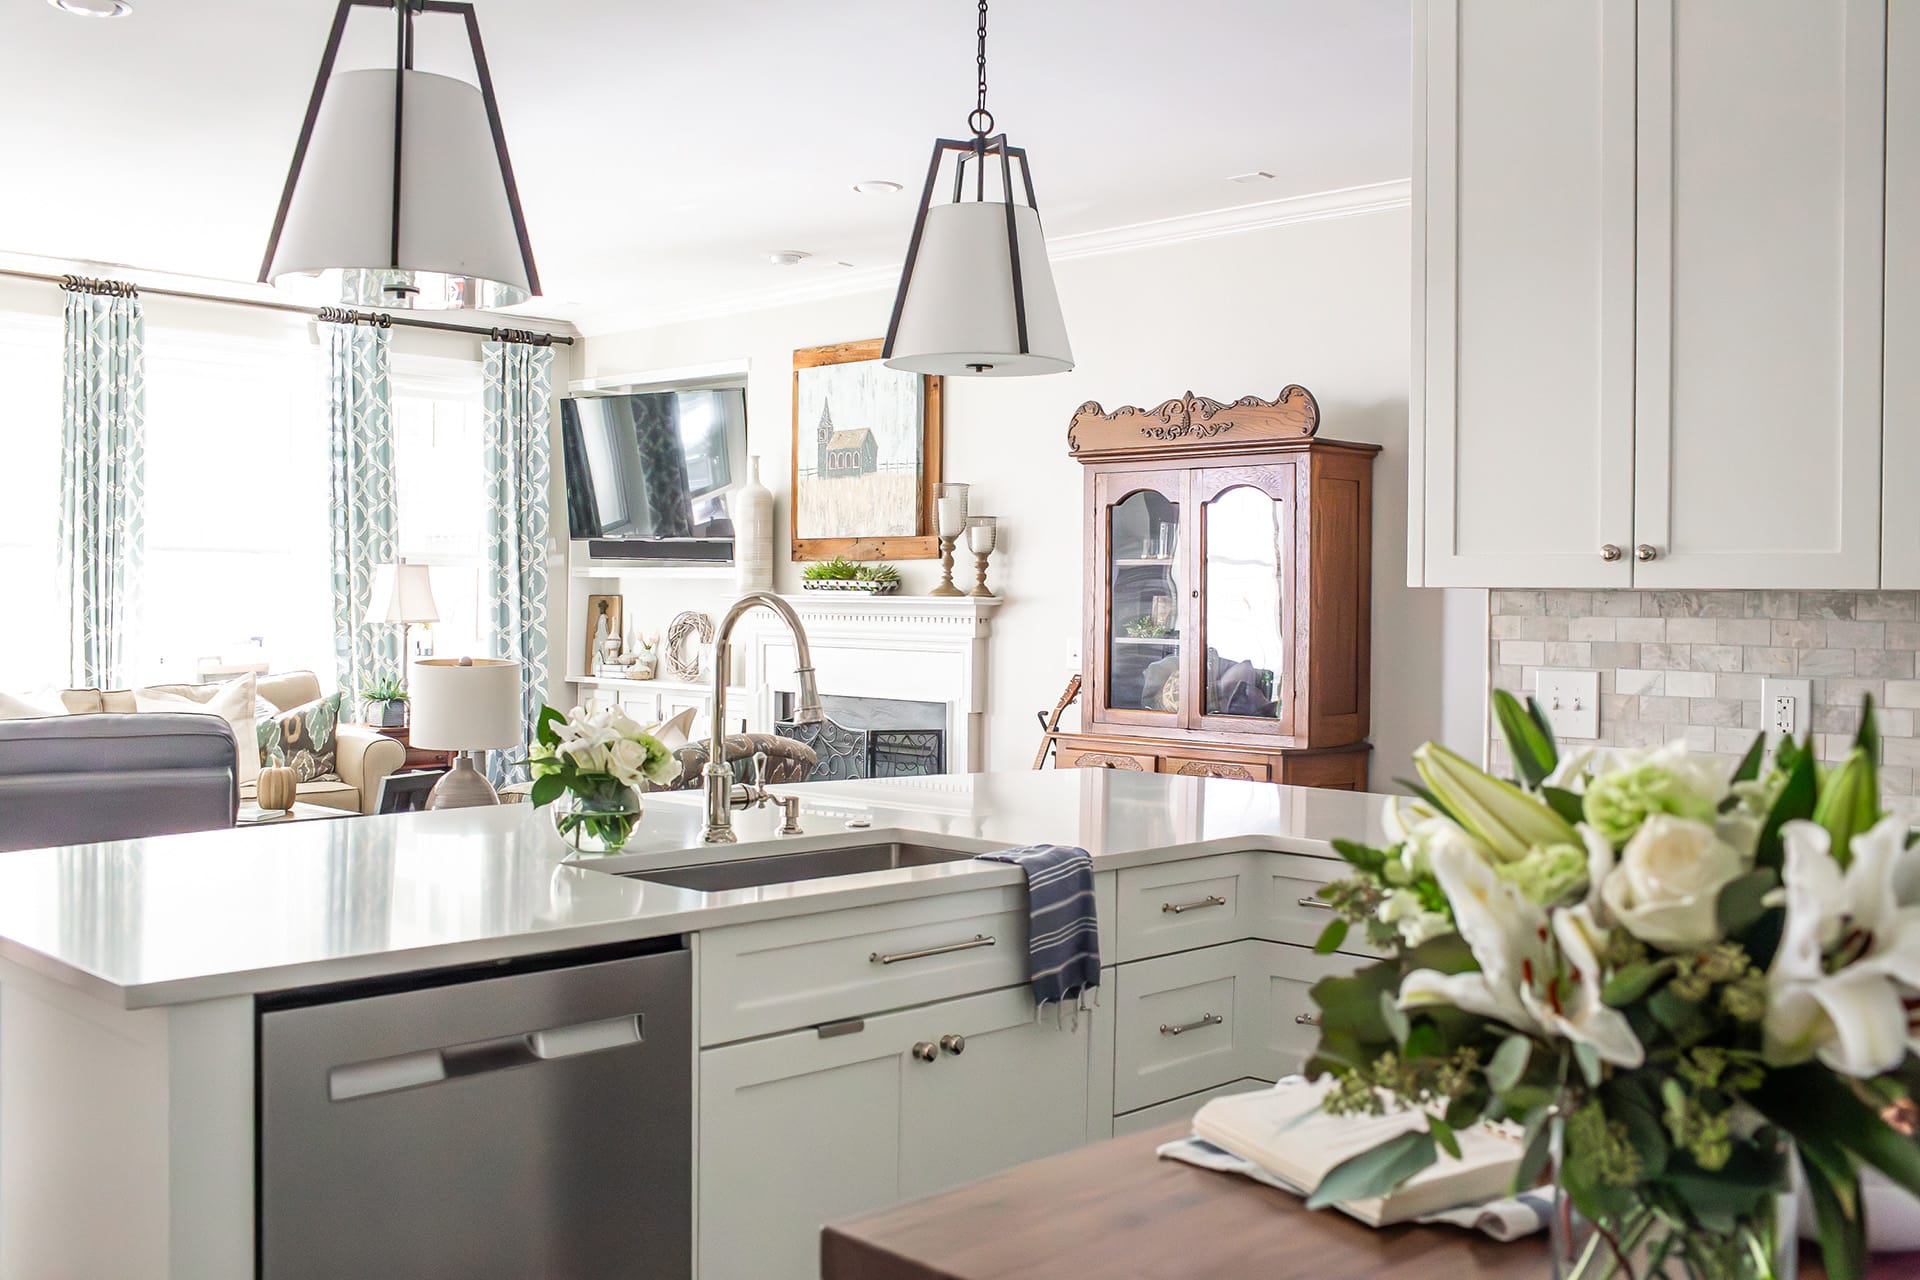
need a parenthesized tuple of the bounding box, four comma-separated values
(550, 783, 643, 854)
(1549, 1111, 1797, 1280)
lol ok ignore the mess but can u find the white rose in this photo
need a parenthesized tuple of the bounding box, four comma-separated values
(1599, 814, 1750, 951)
(607, 738, 650, 788)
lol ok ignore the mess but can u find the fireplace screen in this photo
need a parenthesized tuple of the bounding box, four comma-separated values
(776, 695, 947, 781)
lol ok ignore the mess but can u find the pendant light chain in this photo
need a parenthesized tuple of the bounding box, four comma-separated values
(969, 0, 994, 137)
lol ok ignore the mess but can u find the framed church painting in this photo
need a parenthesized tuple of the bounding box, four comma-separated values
(790, 339, 943, 561)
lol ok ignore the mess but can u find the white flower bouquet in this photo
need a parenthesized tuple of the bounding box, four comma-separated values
(1306, 691, 1920, 1280)
(528, 704, 682, 850)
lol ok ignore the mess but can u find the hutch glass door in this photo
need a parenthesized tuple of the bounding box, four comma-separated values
(1103, 481, 1184, 723)
(1194, 472, 1292, 736)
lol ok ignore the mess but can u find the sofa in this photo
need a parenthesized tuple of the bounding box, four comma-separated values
(58, 671, 406, 815)
(0, 713, 239, 852)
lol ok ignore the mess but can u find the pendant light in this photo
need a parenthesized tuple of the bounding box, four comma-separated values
(259, 0, 539, 310)
(883, 0, 1072, 377)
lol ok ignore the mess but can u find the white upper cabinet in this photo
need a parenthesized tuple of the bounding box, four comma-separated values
(1633, 0, 1885, 589)
(1411, 0, 1636, 588)
(1884, 2, 1920, 586)
(1412, 0, 1892, 590)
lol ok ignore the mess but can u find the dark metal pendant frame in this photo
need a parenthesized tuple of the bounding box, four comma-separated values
(882, 133, 1043, 370)
(258, 0, 541, 299)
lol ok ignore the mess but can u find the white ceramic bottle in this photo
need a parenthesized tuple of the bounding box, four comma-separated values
(734, 455, 774, 593)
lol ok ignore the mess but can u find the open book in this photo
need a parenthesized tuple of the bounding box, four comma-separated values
(1191, 1076, 1524, 1227)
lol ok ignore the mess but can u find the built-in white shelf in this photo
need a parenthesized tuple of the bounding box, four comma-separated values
(568, 563, 735, 581)
(566, 673, 739, 695)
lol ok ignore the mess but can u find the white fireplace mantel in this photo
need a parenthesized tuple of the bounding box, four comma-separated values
(743, 594, 1001, 772)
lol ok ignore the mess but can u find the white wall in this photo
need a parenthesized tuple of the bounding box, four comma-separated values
(576, 207, 1479, 776)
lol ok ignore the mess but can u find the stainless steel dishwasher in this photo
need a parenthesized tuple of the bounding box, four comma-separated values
(258, 941, 691, 1280)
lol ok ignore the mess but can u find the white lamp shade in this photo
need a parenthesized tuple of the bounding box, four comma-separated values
(266, 69, 532, 310)
(885, 202, 1073, 377)
(367, 562, 440, 624)
(408, 658, 523, 750)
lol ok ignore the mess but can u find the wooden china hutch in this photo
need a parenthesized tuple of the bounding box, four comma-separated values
(1053, 385, 1378, 790)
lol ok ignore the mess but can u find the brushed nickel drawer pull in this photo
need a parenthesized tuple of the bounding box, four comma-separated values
(870, 934, 996, 965)
(1161, 894, 1227, 915)
(1294, 1012, 1321, 1026)
(1296, 896, 1334, 910)
(1160, 1012, 1224, 1036)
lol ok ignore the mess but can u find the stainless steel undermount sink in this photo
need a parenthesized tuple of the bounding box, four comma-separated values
(623, 842, 980, 893)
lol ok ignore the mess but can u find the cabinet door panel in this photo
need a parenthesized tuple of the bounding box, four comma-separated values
(1633, 0, 1885, 588)
(900, 987, 1096, 1199)
(1414, 0, 1636, 587)
(698, 1023, 907, 1280)
(1090, 470, 1188, 731)
(1191, 466, 1295, 738)
(1884, 2, 1920, 585)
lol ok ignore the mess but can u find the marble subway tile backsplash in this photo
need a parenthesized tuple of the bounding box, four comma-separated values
(1488, 590, 1919, 801)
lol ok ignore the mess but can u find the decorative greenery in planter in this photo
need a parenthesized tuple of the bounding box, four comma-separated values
(801, 558, 903, 594)
(361, 675, 409, 728)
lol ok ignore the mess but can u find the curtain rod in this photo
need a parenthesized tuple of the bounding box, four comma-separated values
(0, 266, 575, 346)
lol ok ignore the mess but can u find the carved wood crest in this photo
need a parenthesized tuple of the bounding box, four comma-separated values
(1067, 385, 1320, 459)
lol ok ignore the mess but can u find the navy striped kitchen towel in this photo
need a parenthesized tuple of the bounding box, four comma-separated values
(976, 844, 1100, 1026)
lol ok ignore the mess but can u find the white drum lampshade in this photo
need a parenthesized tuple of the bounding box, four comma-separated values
(884, 202, 1072, 378)
(367, 561, 440, 625)
(409, 657, 523, 809)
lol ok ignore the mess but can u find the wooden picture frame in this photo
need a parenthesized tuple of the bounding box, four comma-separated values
(791, 339, 943, 561)
(585, 593, 623, 672)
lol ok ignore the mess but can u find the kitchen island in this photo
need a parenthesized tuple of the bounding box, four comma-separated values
(0, 770, 1389, 1279)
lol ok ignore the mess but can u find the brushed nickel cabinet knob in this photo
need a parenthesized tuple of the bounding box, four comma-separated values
(939, 1034, 966, 1056)
(1600, 543, 1622, 562)
(1636, 544, 1658, 562)
(911, 1041, 939, 1063)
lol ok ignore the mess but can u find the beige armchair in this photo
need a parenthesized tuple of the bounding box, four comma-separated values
(59, 670, 406, 815)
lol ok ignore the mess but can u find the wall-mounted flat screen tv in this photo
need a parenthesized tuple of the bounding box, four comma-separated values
(559, 387, 747, 558)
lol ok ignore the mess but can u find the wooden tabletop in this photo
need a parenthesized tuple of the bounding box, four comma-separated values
(821, 1122, 1900, 1280)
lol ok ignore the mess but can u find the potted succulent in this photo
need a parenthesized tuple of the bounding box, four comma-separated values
(361, 676, 409, 728)
(801, 557, 903, 595)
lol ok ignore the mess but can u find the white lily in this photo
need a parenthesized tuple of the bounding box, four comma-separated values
(1765, 817, 1920, 1077)
(1400, 841, 1644, 1067)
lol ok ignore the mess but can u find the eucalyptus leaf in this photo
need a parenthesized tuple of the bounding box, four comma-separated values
(1429, 1116, 1462, 1160)
(1313, 918, 1349, 956)
(1379, 992, 1411, 1046)
(1485, 1034, 1531, 1094)
(1305, 1129, 1438, 1209)
(1573, 1040, 1601, 1088)
(1513, 1114, 1554, 1195)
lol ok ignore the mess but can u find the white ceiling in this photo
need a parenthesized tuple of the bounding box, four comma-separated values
(0, 0, 1409, 333)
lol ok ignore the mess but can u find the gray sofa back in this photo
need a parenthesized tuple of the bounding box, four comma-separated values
(0, 714, 238, 852)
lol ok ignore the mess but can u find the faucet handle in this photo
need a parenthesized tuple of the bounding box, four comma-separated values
(751, 750, 769, 793)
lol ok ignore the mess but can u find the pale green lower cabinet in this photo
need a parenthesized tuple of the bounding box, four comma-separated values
(697, 986, 1106, 1280)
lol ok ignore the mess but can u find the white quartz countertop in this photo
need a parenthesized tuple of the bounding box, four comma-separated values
(0, 770, 1391, 1009)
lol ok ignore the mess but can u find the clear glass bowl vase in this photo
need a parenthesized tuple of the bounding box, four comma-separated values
(550, 783, 643, 854)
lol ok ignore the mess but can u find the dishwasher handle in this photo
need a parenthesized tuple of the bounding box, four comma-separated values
(329, 1013, 644, 1102)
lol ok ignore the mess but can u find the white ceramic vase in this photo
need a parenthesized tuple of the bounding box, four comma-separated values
(734, 455, 774, 594)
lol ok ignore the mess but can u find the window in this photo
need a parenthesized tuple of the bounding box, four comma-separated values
(393, 358, 488, 663)
(0, 311, 65, 690)
(135, 323, 334, 684)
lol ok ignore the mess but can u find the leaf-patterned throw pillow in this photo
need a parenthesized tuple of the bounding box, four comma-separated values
(257, 693, 342, 782)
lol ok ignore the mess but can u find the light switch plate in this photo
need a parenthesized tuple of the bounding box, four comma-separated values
(1761, 678, 1812, 742)
(1533, 669, 1601, 740)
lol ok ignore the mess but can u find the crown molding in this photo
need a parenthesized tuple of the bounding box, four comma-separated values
(568, 179, 1411, 337)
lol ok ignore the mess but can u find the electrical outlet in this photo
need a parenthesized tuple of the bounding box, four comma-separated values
(1534, 669, 1601, 740)
(1761, 678, 1812, 741)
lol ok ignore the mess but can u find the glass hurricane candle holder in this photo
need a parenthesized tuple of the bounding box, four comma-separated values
(932, 483, 971, 597)
(966, 516, 997, 597)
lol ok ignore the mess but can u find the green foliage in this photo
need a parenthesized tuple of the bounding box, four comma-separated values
(1491, 688, 1559, 788)
(1305, 1129, 1437, 1209)
(855, 562, 901, 585)
(802, 556, 862, 580)
(361, 676, 408, 703)
(1753, 738, 1817, 872)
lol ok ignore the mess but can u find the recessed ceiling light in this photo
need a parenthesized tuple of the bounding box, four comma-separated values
(766, 250, 812, 267)
(852, 180, 903, 195)
(48, 0, 133, 15)
(1227, 170, 1277, 185)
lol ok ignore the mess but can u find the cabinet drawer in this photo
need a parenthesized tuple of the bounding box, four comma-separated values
(1160, 756, 1271, 782)
(1113, 944, 1251, 1112)
(1112, 1078, 1270, 1137)
(699, 886, 1028, 1045)
(1056, 745, 1157, 772)
(1253, 941, 1359, 1077)
(614, 689, 662, 722)
(1115, 853, 1255, 962)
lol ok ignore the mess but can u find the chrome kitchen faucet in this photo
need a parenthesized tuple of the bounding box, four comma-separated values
(703, 592, 824, 843)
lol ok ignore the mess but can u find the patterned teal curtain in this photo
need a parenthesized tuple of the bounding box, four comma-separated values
(482, 339, 553, 782)
(59, 286, 146, 689)
(325, 322, 398, 699)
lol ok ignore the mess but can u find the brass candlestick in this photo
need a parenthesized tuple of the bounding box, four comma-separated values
(930, 533, 964, 596)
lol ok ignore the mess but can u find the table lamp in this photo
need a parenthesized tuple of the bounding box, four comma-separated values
(408, 657, 523, 808)
(367, 560, 440, 682)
